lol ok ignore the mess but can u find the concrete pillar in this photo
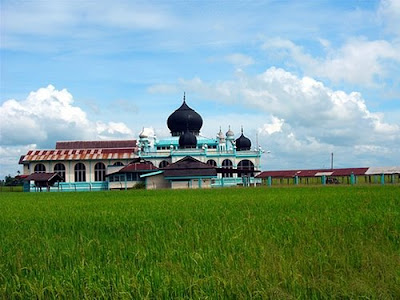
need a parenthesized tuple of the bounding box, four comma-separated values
(350, 173, 355, 185)
(381, 174, 385, 185)
(268, 176, 272, 187)
(322, 175, 326, 185)
(295, 175, 299, 185)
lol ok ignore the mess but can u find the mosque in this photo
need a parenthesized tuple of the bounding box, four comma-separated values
(19, 94, 263, 191)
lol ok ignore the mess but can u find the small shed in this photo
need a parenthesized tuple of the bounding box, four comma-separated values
(24, 173, 64, 191)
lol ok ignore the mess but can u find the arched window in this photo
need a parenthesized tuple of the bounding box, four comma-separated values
(113, 162, 124, 166)
(206, 159, 217, 167)
(237, 160, 254, 177)
(222, 159, 233, 178)
(54, 163, 66, 181)
(159, 160, 169, 168)
(74, 163, 86, 182)
(94, 162, 106, 181)
(34, 163, 46, 173)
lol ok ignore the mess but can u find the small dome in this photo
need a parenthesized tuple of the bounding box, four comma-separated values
(167, 93, 203, 136)
(179, 129, 197, 149)
(217, 127, 225, 140)
(226, 126, 234, 138)
(139, 128, 148, 139)
(235, 128, 251, 151)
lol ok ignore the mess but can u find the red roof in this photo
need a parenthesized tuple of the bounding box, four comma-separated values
(20, 148, 137, 163)
(119, 162, 158, 172)
(256, 167, 370, 178)
(56, 140, 136, 149)
(24, 172, 63, 182)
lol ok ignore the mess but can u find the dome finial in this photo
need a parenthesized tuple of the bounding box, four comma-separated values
(241, 126, 244, 134)
(183, 92, 186, 103)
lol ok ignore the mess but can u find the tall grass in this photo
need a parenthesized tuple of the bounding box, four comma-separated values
(1, 186, 399, 298)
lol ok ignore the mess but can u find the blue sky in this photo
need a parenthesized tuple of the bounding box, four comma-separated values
(1, 0, 399, 178)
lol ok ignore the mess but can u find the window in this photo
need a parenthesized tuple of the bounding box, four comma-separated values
(222, 159, 233, 178)
(34, 163, 46, 173)
(94, 162, 106, 181)
(74, 163, 86, 182)
(54, 163, 66, 181)
(206, 159, 217, 167)
(113, 162, 124, 166)
(159, 160, 169, 168)
(237, 160, 254, 177)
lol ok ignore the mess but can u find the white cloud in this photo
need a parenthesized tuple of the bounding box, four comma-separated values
(96, 121, 133, 139)
(0, 144, 37, 178)
(0, 85, 133, 147)
(378, 0, 400, 36)
(259, 116, 284, 135)
(224, 53, 254, 67)
(1, 1, 175, 37)
(263, 37, 400, 87)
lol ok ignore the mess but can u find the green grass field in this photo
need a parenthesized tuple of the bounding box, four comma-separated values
(1, 186, 399, 299)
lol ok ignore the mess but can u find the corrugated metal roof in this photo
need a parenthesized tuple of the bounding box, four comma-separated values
(24, 172, 63, 182)
(20, 148, 138, 163)
(119, 162, 158, 172)
(56, 140, 136, 149)
(256, 167, 370, 178)
(365, 166, 400, 175)
(315, 172, 334, 176)
(163, 156, 217, 178)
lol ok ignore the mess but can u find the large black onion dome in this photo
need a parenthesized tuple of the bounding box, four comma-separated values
(167, 94, 203, 136)
(235, 128, 251, 151)
(179, 129, 197, 149)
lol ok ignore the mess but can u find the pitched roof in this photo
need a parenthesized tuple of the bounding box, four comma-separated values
(163, 156, 217, 178)
(107, 161, 158, 176)
(24, 172, 63, 182)
(20, 148, 137, 163)
(119, 162, 158, 172)
(56, 140, 136, 149)
(256, 168, 369, 178)
(365, 166, 400, 175)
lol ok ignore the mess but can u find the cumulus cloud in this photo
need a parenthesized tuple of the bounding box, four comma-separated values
(96, 121, 133, 140)
(151, 67, 400, 168)
(259, 116, 284, 135)
(263, 37, 400, 87)
(0, 85, 133, 148)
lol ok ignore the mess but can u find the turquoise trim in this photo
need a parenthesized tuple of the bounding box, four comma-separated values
(164, 175, 216, 180)
(140, 170, 164, 178)
(26, 181, 108, 192)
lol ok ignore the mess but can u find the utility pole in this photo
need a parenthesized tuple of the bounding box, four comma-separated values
(331, 152, 334, 170)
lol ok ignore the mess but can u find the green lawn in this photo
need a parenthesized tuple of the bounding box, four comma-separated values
(1, 186, 399, 299)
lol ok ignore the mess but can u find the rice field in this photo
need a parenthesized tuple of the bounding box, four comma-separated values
(0, 186, 399, 299)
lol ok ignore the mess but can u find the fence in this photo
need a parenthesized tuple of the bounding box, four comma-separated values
(260, 174, 400, 186)
(24, 181, 109, 192)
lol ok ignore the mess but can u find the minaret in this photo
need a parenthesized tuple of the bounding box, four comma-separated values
(225, 125, 235, 151)
(217, 127, 226, 152)
(139, 128, 150, 153)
